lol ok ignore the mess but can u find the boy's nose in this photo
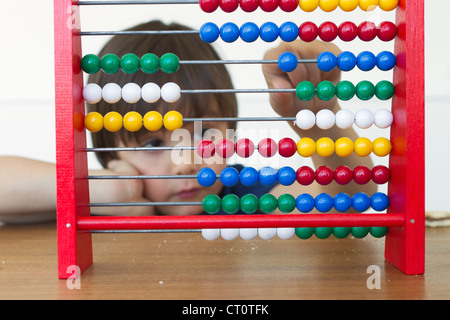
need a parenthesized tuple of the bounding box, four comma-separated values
(172, 150, 199, 176)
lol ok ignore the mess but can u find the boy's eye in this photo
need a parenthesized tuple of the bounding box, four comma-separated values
(141, 139, 164, 148)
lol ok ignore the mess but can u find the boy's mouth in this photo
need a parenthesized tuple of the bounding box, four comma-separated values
(175, 187, 200, 200)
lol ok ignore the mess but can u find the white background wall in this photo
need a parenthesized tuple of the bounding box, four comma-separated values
(0, 0, 447, 212)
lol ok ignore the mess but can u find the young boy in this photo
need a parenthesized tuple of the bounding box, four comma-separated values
(0, 20, 375, 223)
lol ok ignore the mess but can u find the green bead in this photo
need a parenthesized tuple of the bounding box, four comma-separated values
(202, 194, 221, 214)
(316, 81, 336, 101)
(296, 81, 316, 101)
(295, 228, 314, 239)
(222, 194, 240, 214)
(140, 53, 160, 74)
(120, 53, 140, 74)
(259, 194, 278, 213)
(336, 80, 356, 101)
(100, 53, 120, 74)
(240, 194, 259, 214)
(356, 81, 375, 100)
(81, 54, 100, 74)
(333, 227, 351, 239)
(351, 226, 370, 238)
(277, 194, 296, 213)
(160, 53, 180, 74)
(314, 227, 333, 239)
(375, 81, 395, 100)
(370, 227, 388, 238)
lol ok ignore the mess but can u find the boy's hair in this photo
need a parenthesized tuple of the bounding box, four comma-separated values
(87, 20, 237, 167)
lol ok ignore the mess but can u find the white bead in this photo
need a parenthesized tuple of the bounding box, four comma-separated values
(315, 109, 336, 130)
(121, 83, 141, 104)
(102, 83, 122, 104)
(83, 83, 102, 104)
(335, 109, 354, 129)
(258, 228, 277, 240)
(141, 82, 161, 103)
(374, 108, 394, 128)
(355, 109, 374, 129)
(239, 228, 258, 240)
(161, 82, 181, 103)
(202, 229, 220, 241)
(277, 228, 295, 240)
(295, 109, 316, 130)
(221, 228, 239, 241)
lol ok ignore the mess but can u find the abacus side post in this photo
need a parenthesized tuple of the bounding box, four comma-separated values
(54, 0, 93, 279)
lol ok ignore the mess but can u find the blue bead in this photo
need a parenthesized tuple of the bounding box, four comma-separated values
(278, 52, 298, 73)
(315, 193, 333, 213)
(357, 51, 377, 71)
(240, 22, 259, 43)
(239, 167, 258, 187)
(352, 192, 371, 212)
(277, 166, 296, 186)
(337, 51, 357, 71)
(296, 194, 315, 213)
(197, 167, 217, 187)
(260, 22, 279, 42)
(199, 22, 220, 43)
(371, 192, 390, 211)
(220, 167, 240, 187)
(333, 193, 352, 212)
(220, 22, 240, 43)
(377, 51, 396, 71)
(259, 166, 278, 186)
(279, 21, 299, 42)
(317, 51, 337, 72)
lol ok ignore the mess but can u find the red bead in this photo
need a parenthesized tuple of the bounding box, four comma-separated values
(353, 165, 372, 185)
(319, 21, 338, 42)
(372, 165, 391, 184)
(378, 21, 397, 42)
(216, 138, 235, 158)
(338, 21, 358, 42)
(219, 0, 239, 12)
(334, 165, 353, 185)
(299, 22, 318, 42)
(358, 21, 377, 41)
(240, 0, 259, 12)
(296, 166, 315, 185)
(199, 0, 219, 12)
(315, 166, 334, 185)
(258, 138, 278, 157)
(235, 138, 255, 158)
(279, 0, 298, 12)
(260, 0, 279, 12)
(278, 137, 297, 158)
(197, 139, 216, 159)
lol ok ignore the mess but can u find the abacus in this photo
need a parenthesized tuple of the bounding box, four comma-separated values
(54, 0, 424, 279)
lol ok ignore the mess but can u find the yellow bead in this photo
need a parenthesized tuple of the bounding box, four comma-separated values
(123, 111, 143, 132)
(316, 137, 335, 157)
(354, 137, 373, 157)
(163, 110, 183, 131)
(372, 137, 392, 157)
(359, 0, 378, 11)
(299, 0, 319, 12)
(335, 137, 354, 157)
(339, 0, 359, 11)
(378, 0, 398, 11)
(103, 111, 123, 132)
(319, 0, 339, 12)
(297, 137, 316, 157)
(84, 112, 103, 132)
(143, 111, 163, 131)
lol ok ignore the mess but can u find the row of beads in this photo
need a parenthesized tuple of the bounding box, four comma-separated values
(199, 0, 398, 13)
(203, 191, 389, 214)
(202, 226, 388, 241)
(201, 21, 397, 44)
(197, 165, 390, 188)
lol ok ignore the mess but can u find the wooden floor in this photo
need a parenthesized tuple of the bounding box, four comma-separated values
(0, 221, 449, 300)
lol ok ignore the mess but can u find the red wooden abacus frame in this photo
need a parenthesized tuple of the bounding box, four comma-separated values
(54, 0, 424, 279)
